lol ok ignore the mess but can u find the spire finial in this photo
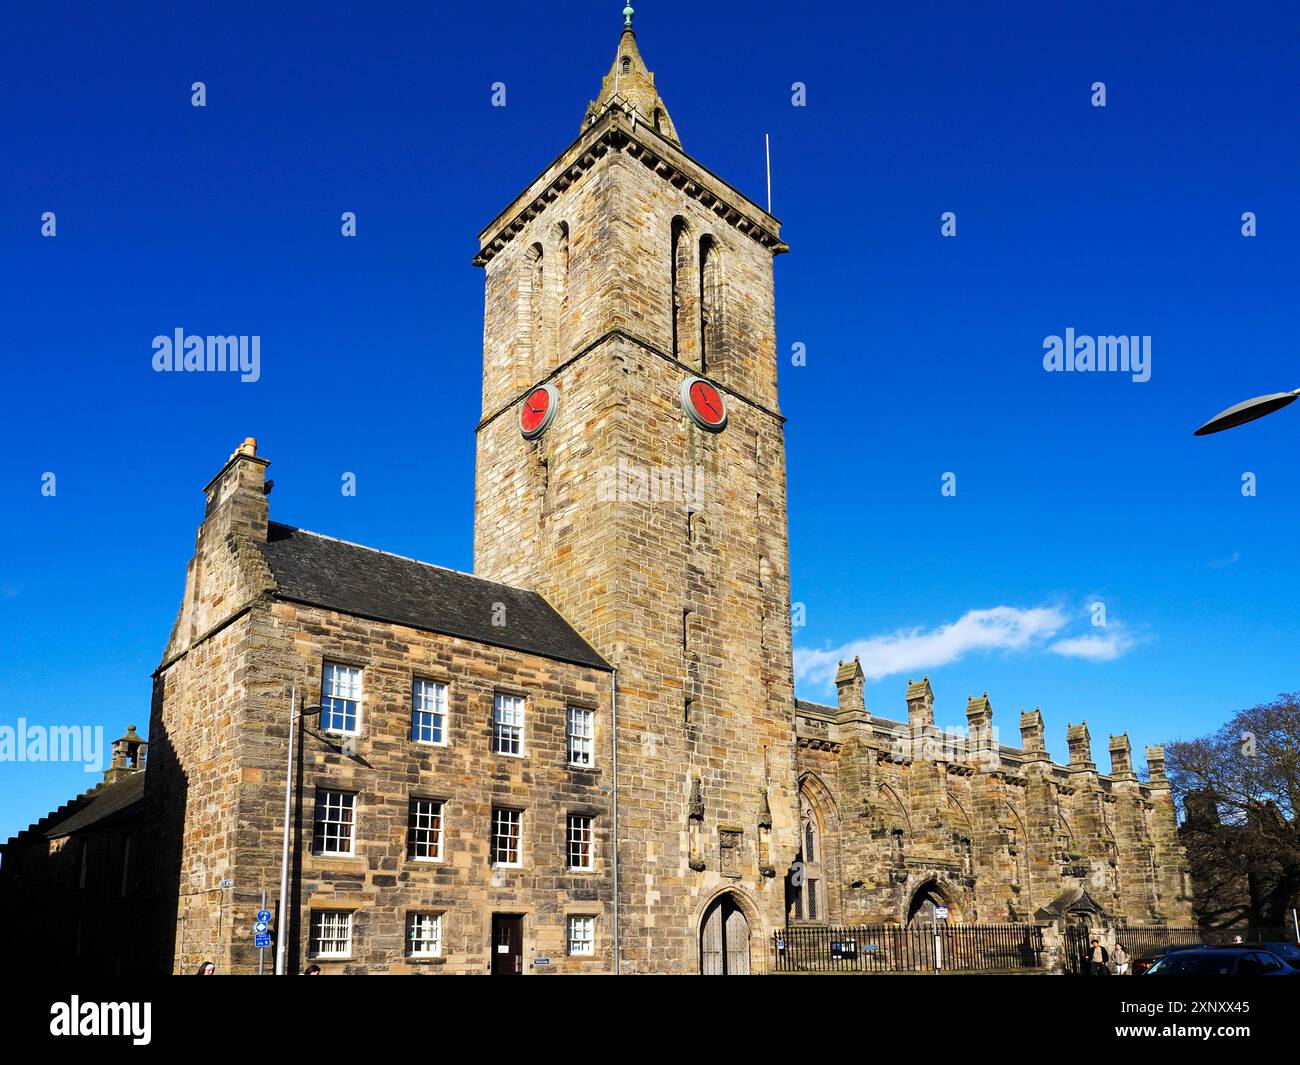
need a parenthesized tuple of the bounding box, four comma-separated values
(623, 3, 634, 29)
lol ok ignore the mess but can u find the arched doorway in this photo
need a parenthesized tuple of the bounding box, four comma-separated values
(906, 879, 961, 970)
(906, 879, 952, 926)
(699, 893, 750, 975)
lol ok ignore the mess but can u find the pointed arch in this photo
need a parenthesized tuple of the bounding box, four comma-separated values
(946, 791, 973, 833)
(876, 782, 910, 834)
(670, 216, 697, 367)
(521, 241, 545, 386)
(695, 886, 765, 975)
(551, 221, 570, 366)
(905, 877, 965, 924)
(698, 233, 723, 376)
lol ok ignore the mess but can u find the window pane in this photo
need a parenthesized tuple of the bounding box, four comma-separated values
(321, 663, 361, 733)
(493, 693, 525, 755)
(567, 707, 594, 765)
(412, 679, 447, 744)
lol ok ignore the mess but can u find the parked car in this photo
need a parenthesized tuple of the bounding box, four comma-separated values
(1213, 941, 1300, 964)
(1146, 948, 1299, 975)
(1132, 943, 1206, 975)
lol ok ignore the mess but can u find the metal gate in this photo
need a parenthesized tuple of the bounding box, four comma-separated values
(1064, 921, 1093, 975)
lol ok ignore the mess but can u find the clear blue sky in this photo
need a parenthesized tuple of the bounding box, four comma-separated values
(2, 0, 1297, 842)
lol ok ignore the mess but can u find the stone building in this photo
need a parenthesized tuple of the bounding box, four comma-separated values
(0, 7, 1192, 974)
(793, 662, 1193, 933)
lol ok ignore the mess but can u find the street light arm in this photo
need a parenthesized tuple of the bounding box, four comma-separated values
(1194, 388, 1300, 436)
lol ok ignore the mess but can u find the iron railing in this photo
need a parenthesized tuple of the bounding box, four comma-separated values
(772, 923, 1045, 973)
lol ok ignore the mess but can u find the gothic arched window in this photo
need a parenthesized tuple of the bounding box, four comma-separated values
(553, 222, 570, 365)
(670, 216, 694, 365)
(525, 242, 545, 380)
(698, 235, 722, 375)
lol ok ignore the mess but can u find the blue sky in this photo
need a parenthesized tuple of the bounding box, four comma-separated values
(1, 0, 1297, 841)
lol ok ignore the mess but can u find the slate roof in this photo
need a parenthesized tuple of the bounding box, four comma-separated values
(45, 772, 146, 838)
(257, 523, 609, 671)
(2, 771, 147, 849)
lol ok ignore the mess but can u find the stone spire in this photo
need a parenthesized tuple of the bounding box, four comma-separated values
(584, 4, 681, 145)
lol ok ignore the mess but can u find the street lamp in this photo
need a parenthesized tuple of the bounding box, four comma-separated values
(1194, 388, 1300, 436)
(275, 687, 321, 974)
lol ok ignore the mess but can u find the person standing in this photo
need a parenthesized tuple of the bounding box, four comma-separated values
(195, 960, 216, 975)
(1112, 942, 1130, 975)
(1089, 938, 1110, 975)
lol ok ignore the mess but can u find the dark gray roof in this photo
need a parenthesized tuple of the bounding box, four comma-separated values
(44, 772, 146, 839)
(258, 523, 609, 671)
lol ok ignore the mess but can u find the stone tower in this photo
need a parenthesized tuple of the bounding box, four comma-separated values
(472, 8, 794, 973)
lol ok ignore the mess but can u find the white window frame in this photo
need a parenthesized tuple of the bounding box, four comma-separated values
(492, 692, 525, 757)
(320, 662, 363, 736)
(310, 910, 353, 959)
(567, 915, 595, 957)
(492, 807, 523, 867)
(408, 798, 445, 862)
(407, 912, 443, 958)
(566, 706, 595, 767)
(567, 814, 594, 871)
(315, 789, 356, 856)
(411, 678, 448, 746)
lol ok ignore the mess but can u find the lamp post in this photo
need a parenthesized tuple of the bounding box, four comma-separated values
(275, 686, 321, 974)
(1193, 388, 1300, 436)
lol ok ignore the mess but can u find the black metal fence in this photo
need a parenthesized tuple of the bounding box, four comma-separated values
(772, 923, 1045, 973)
(1114, 924, 1292, 960)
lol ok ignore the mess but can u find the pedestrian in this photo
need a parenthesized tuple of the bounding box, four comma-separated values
(1089, 938, 1110, 975)
(1112, 942, 1130, 975)
(302, 964, 322, 975)
(195, 960, 216, 975)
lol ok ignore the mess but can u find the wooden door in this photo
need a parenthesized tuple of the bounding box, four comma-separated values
(700, 900, 724, 974)
(700, 896, 750, 975)
(491, 914, 523, 975)
(724, 906, 751, 975)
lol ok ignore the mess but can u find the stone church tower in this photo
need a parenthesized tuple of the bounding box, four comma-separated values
(472, 8, 796, 973)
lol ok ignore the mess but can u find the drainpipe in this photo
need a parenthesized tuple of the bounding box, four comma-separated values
(611, 667, 620, 975)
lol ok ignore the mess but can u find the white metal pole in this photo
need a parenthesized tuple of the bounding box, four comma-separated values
(275, 686, 296, 974)
(1292, 907, 1298, 944)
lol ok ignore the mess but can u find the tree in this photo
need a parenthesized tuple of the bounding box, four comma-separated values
(1166, 692, 1299, 927)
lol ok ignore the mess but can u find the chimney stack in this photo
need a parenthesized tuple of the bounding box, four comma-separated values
(201, 437, 271, 544)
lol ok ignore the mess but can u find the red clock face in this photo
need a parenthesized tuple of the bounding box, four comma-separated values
(687, 379, 727, 429)
(520, 384, 557, 438)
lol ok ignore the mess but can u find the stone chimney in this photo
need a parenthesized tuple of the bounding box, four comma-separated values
(162, 439, 273, 662)
(835, 657, 866, 717)
(1108, 733, 1135, 780)
(103, 725, 147, 785)
(1019, 708, 1045, 755)
(1066, 721, 1095, 771)
(202, 437, 270, 544)
(905, 676, 934, 729)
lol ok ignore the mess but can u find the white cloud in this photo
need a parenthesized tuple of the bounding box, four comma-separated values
(795, 605, 1068, 688)
(1048, 628, 1136, 661)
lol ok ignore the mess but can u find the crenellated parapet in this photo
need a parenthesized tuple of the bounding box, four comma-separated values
(792, 677, 1192, 927)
